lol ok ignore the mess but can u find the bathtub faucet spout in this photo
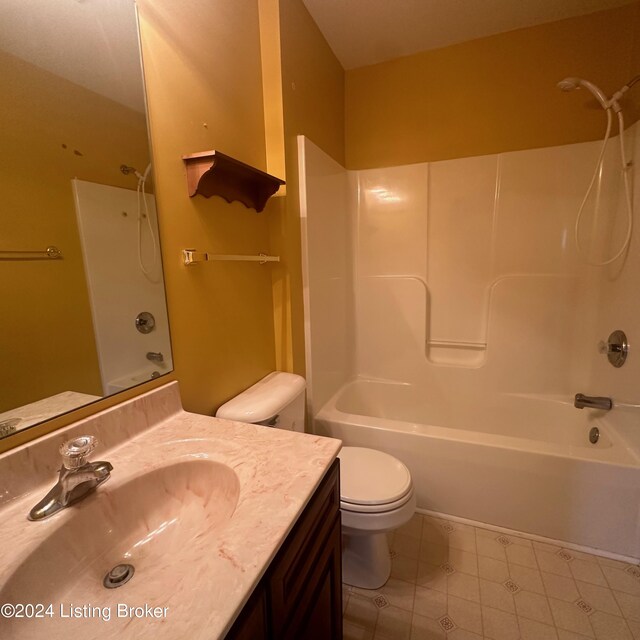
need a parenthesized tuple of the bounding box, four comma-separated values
(574, 393, 612, 411)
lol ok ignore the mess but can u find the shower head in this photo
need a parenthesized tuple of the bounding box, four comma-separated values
(120, 163, 151, 182)
(557, 77, 610, 110)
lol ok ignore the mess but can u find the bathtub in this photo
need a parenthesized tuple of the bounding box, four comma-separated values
(314, 379, 640, 560)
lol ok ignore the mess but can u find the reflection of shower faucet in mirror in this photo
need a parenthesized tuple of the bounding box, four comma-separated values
(0, 0, 173, 441)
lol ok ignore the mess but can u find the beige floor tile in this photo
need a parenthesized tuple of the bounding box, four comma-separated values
(506, 533, 534, 549)
(514, 589, 554, 625)
(536, 551, 574, 577)
(451, 521, 476, 534)
(602, 567, 640, 596)
(475, 526, 499, 539)
(482, 605, 520, 640)
(416, 563, 448, 592)
(420, 542, 450, 566)
(448, 595, 483, 634)
(345, 593, 380, 631)
(448, 530, 477, 553)
(569, 549, 600, 564)
(576, 581, 622, 616)
(414, 586, 447, 620)
(534, 540, 563, 554)
(614, 590, 640, 622)
(392, 554, 420, 583)
(398, 514, 424, 540)
(447, 572, 480, 603)
(506, 544, 538, 569)
(449, 548, 479, 576)
(393, 533, 422, 560)
(480, 578, 516, 614)
(380, 578, 416, 612)
(570, 560, 608, 587)
(548, 597, 595, 638)
(448, 629, 483, 640)
(353, 585, 383, 599)
(477, 535, 508, 561)
(479, 555, 510, 583)
(375, 604, 413, 640)
(542, 571, 581, 602)
(344, 621, 375, 640)
(557, 630, 593, 640)
(519, 616, 559, 639)
(597, 557, 633, 570)
(410, 612, 446, 639)
(422, 521, 448, 546)
(509, 563, 544, 594)
(589, 611, 633, 640)
(627, 619, 640, 639)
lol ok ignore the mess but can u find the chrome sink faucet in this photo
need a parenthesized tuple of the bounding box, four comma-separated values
(28, 435, 113, 521)
(574, 393, 613, 411)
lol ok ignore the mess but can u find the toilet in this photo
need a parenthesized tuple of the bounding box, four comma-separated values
(216, 372, 416, 589)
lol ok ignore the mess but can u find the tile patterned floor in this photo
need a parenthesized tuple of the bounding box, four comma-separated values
(342, 513, 640, 640)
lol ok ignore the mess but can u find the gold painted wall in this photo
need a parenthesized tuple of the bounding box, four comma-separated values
(268, 0, 345, 374)
(345, 3, 640, 169)
(137, 0, 277, 415)
(0, 49, 150, 412)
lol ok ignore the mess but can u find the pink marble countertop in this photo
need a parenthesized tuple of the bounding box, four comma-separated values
(0, 382, 341, 639)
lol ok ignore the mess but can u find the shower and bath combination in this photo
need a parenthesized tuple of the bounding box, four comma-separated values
(120, 163, 159, 280)
(558, 75, 639, 265)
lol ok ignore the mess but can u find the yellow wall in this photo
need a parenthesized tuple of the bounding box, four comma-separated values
(137, 0, 277, 415)
(0, 50, 150, 412)
(0, 0, 344, 452)
(268, 0, 345, 374)
(345, 3, 640, 169)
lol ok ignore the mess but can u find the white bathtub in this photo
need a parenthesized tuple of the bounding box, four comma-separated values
(314, 379, 640, 560)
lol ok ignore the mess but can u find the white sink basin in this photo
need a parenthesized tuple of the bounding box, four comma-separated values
(0, 381, 341, 639)
(0, 459, 239, 638)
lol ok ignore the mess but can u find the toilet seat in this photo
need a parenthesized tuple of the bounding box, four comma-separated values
(340, 487, 414, 514)
(338, 447, 413, 513)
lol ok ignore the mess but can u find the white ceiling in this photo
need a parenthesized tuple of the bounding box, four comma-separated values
(302, 0, 637, 70)
(0, 0, 145, 112)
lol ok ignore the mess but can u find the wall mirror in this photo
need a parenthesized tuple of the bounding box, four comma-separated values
(0, 0, 173, 441)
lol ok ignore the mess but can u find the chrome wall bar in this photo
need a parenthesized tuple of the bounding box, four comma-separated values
(183, 249, 280, 266)
(0, 246, 63, 261)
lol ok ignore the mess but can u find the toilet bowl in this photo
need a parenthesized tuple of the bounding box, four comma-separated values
(339, 446, 416, 589)
(216, 373, 416, 590)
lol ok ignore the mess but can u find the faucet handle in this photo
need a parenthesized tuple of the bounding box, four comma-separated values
(60, 435, 97, 469)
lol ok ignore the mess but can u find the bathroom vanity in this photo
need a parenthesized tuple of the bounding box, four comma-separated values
(0, 383, 342, 639)
(226, 459, 341, 639)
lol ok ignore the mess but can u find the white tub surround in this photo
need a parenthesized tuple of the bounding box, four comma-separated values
(0, 382, 341, 639)
(316, 379, 640, 560)
(299, 121, 640, 564)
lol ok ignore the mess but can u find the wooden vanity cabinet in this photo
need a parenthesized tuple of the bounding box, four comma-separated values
(226, 459, 342, 640)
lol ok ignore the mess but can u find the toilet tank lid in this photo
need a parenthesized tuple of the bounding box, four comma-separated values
(215, 372, 306, 423)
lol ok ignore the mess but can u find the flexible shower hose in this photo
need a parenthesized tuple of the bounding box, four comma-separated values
(574, 108, 634, 266)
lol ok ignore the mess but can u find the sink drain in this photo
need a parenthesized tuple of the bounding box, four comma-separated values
(103, 564, 135, 589)
(589, 426, 600, 444)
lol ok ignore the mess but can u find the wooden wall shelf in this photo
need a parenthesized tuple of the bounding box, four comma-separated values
(182, 150, 285, 213)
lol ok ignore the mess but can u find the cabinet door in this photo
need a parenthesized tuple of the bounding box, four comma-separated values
(284, 514, 343, 640)
(225, 583, 268, 640)
(269, 460, 340, 636)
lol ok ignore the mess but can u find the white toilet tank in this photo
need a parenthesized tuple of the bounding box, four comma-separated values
(215, 372, 306, 432)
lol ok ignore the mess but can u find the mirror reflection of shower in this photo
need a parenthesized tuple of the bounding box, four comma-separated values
(558, 75, 639, 266)
(120, 163, 160, 281)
